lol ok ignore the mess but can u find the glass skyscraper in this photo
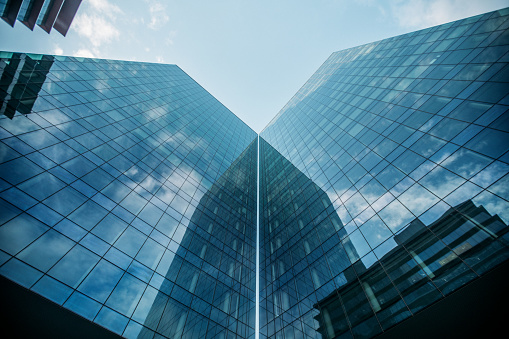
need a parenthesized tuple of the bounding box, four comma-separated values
(0, 53, 257, 337)
(1, 7, 509, 339)
(259, 7, 509, 338)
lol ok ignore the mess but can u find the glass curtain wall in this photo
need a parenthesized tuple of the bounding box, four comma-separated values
(260, 8, 509, 338)
(0, 52, 257, 337)
(1, 7, 509, 339)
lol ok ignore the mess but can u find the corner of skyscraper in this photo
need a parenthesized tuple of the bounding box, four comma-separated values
(1, 7, 508, 339)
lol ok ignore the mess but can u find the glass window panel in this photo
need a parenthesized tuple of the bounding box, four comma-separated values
(360, 215, 393, 249)
(378, 199, 414, 233)
(120, 191, 147, 216)
(77, 259, 124, 303)
(376, 165, 405, 190)
(398, 183, 439, 216)
(61, 156, 96, 177)
(49, 245, 99, 288)
(53, 218, 86, 242)
(465, 128, 509, 159)
(123, 320, 147, 338)
(155, 213, 179, 238)
(133, 285, 168, 330)
(472, 190, 509, 225)
(102, 179, 131, 203)
(114, 226, 147, 257)
(95, 307, 129, 335)
(0, 187, 37, 210)
(343, 229, 371, 262)
(138, 203, 164, 226)
(2, 137, 35, 155)
(91, 214, 128, 244)
(0, 143, 21, 163)
(469, 82, 509, 103)
(436, 80, 471, 98)
(64, 292, 101, 321)
(420, 166, 466, 198)
(156, 249, 177, 276)
(18, 172, 66, 201)
(68, 199, 108, 231)
(393, 150, 426, 175)
(106, 273, 146, 317)
(135, 238, 165, 270)
(43, 186, 87, 216)
(448, 101, 492, 122)
(429, 118, 469, 141)
(17, 229, 74, 272)
(18, 129, 60, 150)
(40, 143, 79, 163)
(344, 193, 369, 218)
(81, 167, 115, 191)
(31, 275, 73, 305)
(0, 213, 48, 255)
(80, 233, 110, 256)
(0, 157, 44, 185)
(0, 258, 43, 288)
(0, 198, 22, 226)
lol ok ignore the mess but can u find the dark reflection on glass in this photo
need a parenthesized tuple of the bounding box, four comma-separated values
(314, 199, 509, 338)
(260, 138, 509, 338)
(260, 138, 357, 338)
(0, 52, 54, 118)
(136, 139, 257, 338)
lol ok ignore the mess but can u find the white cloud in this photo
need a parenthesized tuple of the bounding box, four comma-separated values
(166, 30, 177, 46)
(89, 0, 122, 17)
(73, 49, 95, 58)
(156, 56, 165, 63)
(53, 46, 64, 55)
(71, 0, 122, 50)
(390, 0, 508, 29)
(73, 13, 120, 47)
(148, 2, 170, 30)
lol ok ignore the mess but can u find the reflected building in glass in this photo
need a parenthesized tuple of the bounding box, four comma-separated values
(0, 52, 257, 337)
(312, 199, 508, 339)
(0, 53, 54, 118)
(1, 7, 509, 339)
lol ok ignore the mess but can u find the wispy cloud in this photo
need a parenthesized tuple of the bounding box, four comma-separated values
(389, 0, 508, 29)
(71, 0, 122, 57)
(166, 30, 177, 46)
(147, 2, 170, 30)
(73, 14, 120, 48)
(89, 0, 122, 18)
(53, 45, 64, 55)
(73, 49, 95, 58)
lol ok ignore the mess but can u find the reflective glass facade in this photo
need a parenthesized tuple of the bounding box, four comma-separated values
(260, 8, 509, 338)
(1, 7, 509, 339)
(0, 52, 257, 337)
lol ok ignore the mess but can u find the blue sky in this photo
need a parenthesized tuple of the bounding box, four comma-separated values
(1, 0, 507, 132)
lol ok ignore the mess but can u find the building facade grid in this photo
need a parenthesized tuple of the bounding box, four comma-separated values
(260, 8, 509, 338)
(0, 7, 509, 339)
